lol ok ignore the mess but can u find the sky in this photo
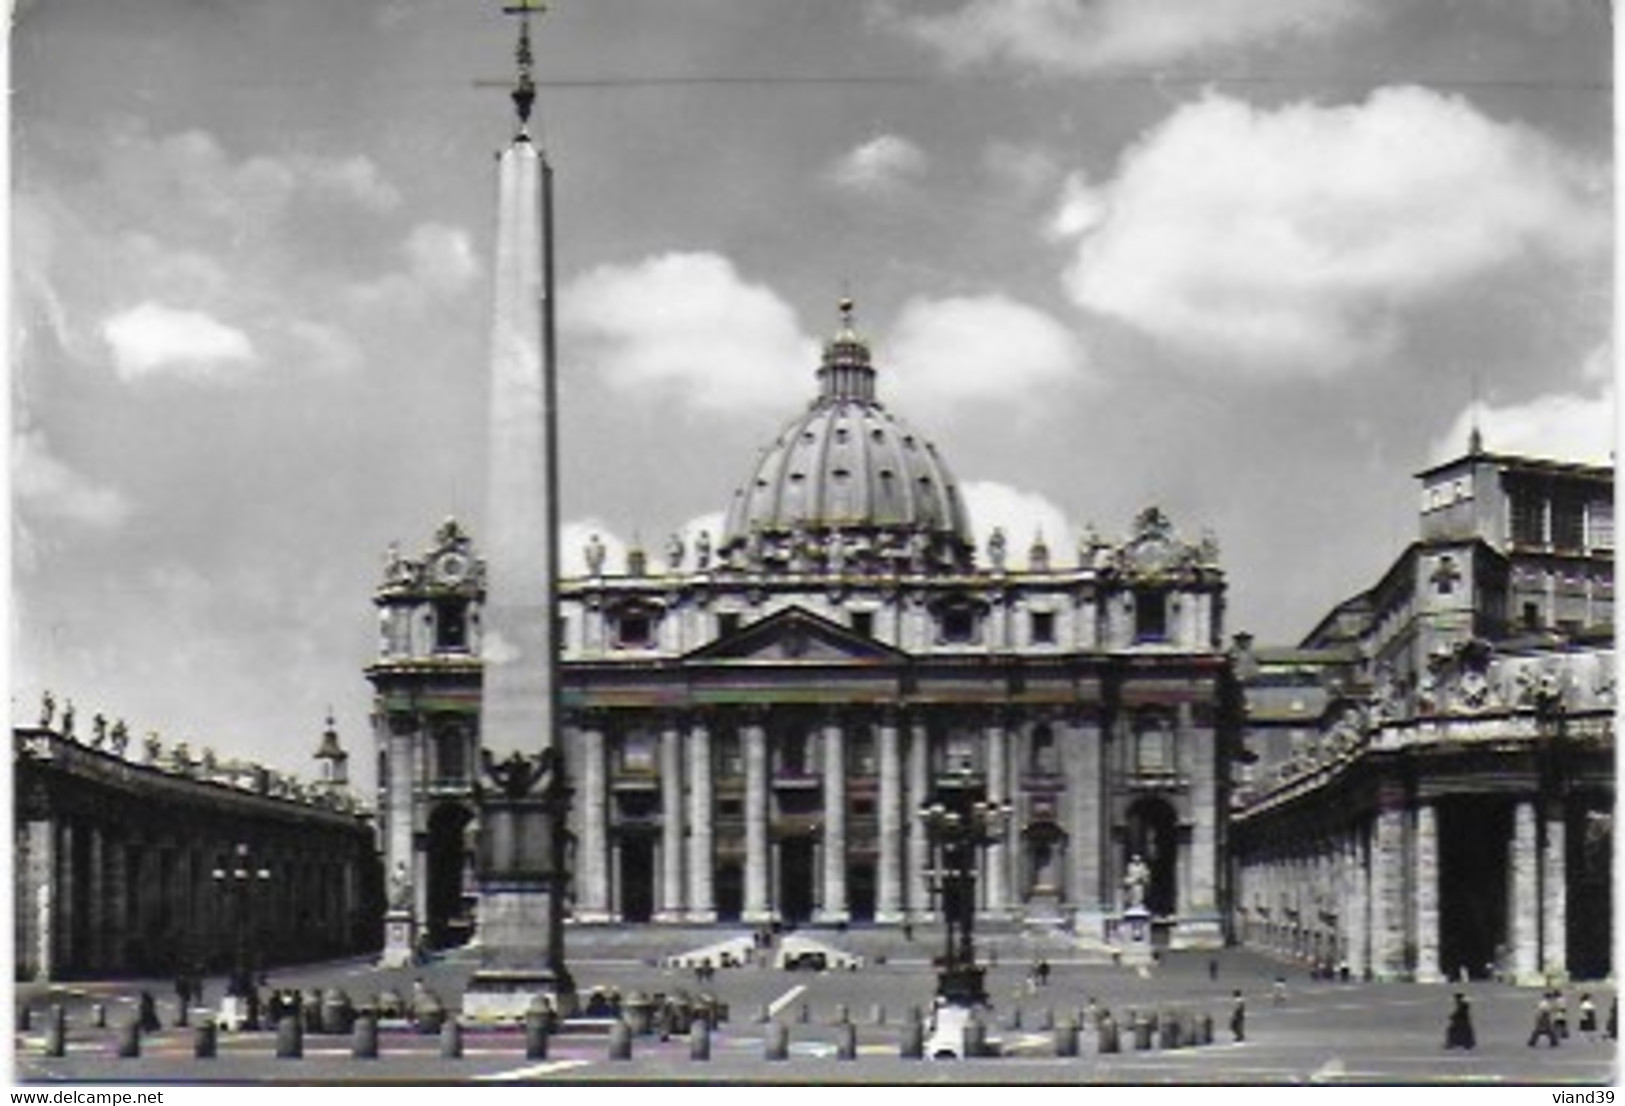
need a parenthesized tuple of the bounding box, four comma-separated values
(8, 0, 1615, 797)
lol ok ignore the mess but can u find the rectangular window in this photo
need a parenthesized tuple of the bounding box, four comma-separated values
(1552, 489, 1586, 551)
(616, 614, 652, 649)
(716, 733, 743, 777)
(619, 732, 656, 774)
(1134, 590, 1167, 642)
(434, 600, 467, 651)
(940, 609, 976, 644)
(1030, 610, 1056, 644)
(1509, 485, 1545, 546)
(718, 612, 741, 637)
(850, 611, 874, 638)
(1590, 498, 1615, 550)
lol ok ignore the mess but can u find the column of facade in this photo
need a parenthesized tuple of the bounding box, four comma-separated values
(1184, 702, 1219, 941)
(743, 716, 771, 922)
(104, 830, 129, 975)
(657, 718, 686, 922)
(21, 817, 56, 981)
(876, 709, 904, 922)
(574, 718, 612, 922)
(1412, 803, 1441, 982)
(819, 712, 849, 923)
(56, 821, 78, 976)
(685, 717, 716, 922)
(83, 825, 105, 973)
(1067, 709, 1105, 936)
(1367, 793, 1406, 980)
(907, 715, 931, 919)
(1509, 799, 1541, 984)
(1542, 801, 1568, 980)
(984, 713, 1009, 917)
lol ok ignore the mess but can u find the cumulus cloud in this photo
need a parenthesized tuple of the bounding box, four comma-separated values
(100, 302, 257, 381)
(404, 223, 479, 295)
(888, 0, 1365, 75)
(1055, 87, 1609, 373)
(1432, 393, 1614, 467)
(961, 481, 1076, 569)
(564, 252, 818, 413)
(884, 294, 1090, 419)
(12, 425, 134, 529)
(827, 134, 929, 191)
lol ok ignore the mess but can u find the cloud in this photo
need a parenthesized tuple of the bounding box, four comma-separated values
(888, 0, 1366, 75)
(961, 481, 1075, 568)
(12, 425, 134, 530)
(827, 134, 929, 192)
(884, 294, 1090, 419)
(100, 301, 257, 382)
(1054, 87, 1609, 373)
(348, 222, 480, 309)
(1432, 393, 1614, 468)
(564, 252, 818, 413)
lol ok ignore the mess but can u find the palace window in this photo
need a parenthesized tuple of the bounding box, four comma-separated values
(618, 731, 656, 775)
(716, 732, 743, 778)
(1589, 498, 1614, 550)
(433, 723, 469, 783)
(778, 727, 812, 776)
(718, 612, 741, 637)
(850, 611, 874, 638)
(1510, 485, 1545, 546)
(1030, 724, 1058, 775)
(1133, 710, 1175, 775)
(1552, 489, 1586, 551)
(941, 731, 978, 774)
(850, 728, 876, 776)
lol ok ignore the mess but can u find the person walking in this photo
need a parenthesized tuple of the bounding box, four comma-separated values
(1552, 990, 1570, 1040)
(1528, 993, 1560, 1048)
(1578, 993, 1598, 1040)
(1230, 990, 1246, 1043)
(1444, 993, 1475, 1050)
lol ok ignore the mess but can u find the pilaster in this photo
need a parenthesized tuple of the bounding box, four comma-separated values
(817, 713, 849, 924)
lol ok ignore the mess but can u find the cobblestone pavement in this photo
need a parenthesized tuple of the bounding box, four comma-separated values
(11, 934, 1618, 1087)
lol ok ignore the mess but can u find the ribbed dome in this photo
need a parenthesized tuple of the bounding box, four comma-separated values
(718, 301, 975, 576)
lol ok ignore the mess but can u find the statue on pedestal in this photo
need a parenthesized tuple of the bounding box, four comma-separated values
(1123, 854, 1150, 912)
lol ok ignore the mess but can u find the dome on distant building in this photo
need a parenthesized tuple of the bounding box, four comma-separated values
(718, 300, 975, 574)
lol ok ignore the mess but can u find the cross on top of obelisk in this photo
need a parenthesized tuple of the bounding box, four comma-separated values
(501, 1, 546, 127)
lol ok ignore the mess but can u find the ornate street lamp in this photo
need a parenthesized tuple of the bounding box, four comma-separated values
(211, 842, 271, 1001)
(917, 776, 1011, 1007)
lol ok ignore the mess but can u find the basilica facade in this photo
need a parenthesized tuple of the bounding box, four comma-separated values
(367, 307, 1238, 951)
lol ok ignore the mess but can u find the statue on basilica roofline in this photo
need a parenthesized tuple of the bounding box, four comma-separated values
(666, 532, 685, 572)
(109, 720, 130, 757)
(694, 529, 712, 571)
(584, 533, 606, 576)
(60, 700, 75, 741)
(987, 527, 1008, 571)
(39, 690, 55, 730)
(91, 714, 108, 749)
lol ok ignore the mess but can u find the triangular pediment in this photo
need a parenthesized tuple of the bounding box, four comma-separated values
(686, 606, 906, 664)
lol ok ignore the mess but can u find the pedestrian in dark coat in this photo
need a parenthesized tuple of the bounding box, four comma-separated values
(1528, 994, 1560, 1048)
(1444, 993, 1475, 1050)
(1608, 996, 1618, 1041)
(1229, 990, 1246, 1043)
(138, 991, 161, 1033)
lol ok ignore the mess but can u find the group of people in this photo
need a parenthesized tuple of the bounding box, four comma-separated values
(1528, 989, 1614, 1047)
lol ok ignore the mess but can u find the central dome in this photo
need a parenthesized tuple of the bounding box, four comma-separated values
(719, 301, 975, 575)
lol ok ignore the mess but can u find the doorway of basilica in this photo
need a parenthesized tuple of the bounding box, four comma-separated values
(779, 837, 816, 923)
(426, 803, 475, 949)
(618, 834, 655, 923)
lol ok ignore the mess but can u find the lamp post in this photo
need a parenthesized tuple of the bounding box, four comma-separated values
(918, 774, 1010, 1007)
(211, 842, 271, 1001)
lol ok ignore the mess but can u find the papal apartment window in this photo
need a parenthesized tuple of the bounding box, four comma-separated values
(1134, 590, 1167, 642)
(1510, 486, 1545, 546)
(434, 600, 468, 651)
(1552, 490, 1586, 551)
(1590, 498, 1615, 550)
(1031, 610, 1056, 645)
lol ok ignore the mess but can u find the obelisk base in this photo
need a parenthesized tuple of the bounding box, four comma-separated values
(463, 886, 577, 1021)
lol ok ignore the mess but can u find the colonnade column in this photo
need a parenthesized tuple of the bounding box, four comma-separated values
(1342, 831, 1368, 981)
(876, 709, 904, 923)
(1068, 708, 1105, 936)
(1368, 796, 1406, 980)
(657, 717, 685, 922)
(1412, 803, 1441, 982)
(1542, 801, 1567, 980)
(984, 713, 1009, 918)
(685, 717, 716, 922)
(22, 817, 56, 981)
(743, 715, 771, 923)
(818, 712, 849, 924)
(1509, 799, 1541, 984)
(907, 715, 930, 919)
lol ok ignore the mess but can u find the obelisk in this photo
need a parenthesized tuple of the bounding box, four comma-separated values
(462, 2, 575, 1021)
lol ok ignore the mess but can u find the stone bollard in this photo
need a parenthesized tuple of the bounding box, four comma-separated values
(194, 1017, 217, 1060)
(798, 1002, 810, 1024)
(1132, 1012, 1154, 1051)
(276, 1013, 303, 1059)
(17, 1005, 30, 1032)
(1037, 1007, 1054, 1031)
(1201, 1013, 1214, 1046)
(833, 1002, 849, 1025)
(175, 1001, 189, 1029)
(608, 1019, 633, 1060)
(116, 1016, 141, 1059)
(93, 1003, 107, 1029)
(689, 1019, 710, 1061)
(757, 1003, 771, 1024)
(765, 1020, 789, 1061)
(1053, 1017, 1079, 1058)
(1160, 1012, 1180, 1050)
(440, 1019, 463, 1059)
(1007, 1006, 1023, 1031)
(899, 1016, 924, 1060)
(962, 1013, 987, 1059)
(44, 1006, 66, 1058)
(836, 1020, 857, 1061)
(1098, 1015, 1120, 1054)
(872, 1004, 886, 1026)
(525, 1013, 550, 1060)
(353, 1014, 379, 1059)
